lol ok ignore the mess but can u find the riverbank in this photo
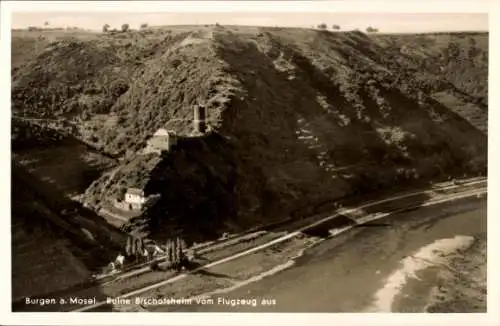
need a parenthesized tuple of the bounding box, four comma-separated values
(122, 192, 486, 312)
(367, 235, 477, 312)
(425, 234, 487, 313)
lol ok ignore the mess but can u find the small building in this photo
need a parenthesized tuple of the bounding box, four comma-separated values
(124, 187, 146, 210)
(146, 128, 178, 154)
(115, 192, 160, 212)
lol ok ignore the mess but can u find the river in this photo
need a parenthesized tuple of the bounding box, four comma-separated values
(179, 196, 486, 312)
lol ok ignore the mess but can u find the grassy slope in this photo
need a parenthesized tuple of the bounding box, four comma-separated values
(12, 119, 116, 198)
(372, 32, 488, 132)
(11, 115, 123, 299)
(12, 28, 232, 155)
(11, 27, 488, 243)
(11, 171, 115, 301)
(373, 32, 488, 101)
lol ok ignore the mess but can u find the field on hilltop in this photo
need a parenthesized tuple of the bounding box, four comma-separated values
(11, 25, 488, 243)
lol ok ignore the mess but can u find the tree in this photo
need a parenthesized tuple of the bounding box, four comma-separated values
(366, 26, 379, 33)
(447, 42, 461, 60)
(167, 240, 173, 263)
(467, 37, 478, 61)
(140, 23, 148, 29)
(109, 79, 129, 97)
(102, 24, 110, 32)
(135, 237, 144, 261)
(468, 37, 477, 47)
(317, 23, 327, 30)
(44, 21, 49, 26)
(480, 51, 488, 63)
(125, 235, 133, 256)
(332, 24, 340, 30)
(121, 23, 130, 32)
(176, 237, 182, 263)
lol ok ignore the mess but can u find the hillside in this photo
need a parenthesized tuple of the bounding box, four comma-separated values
(10, 114, 126, 301)
(11, 169, 118, 303)
(372, 32, 488, 133)
(12, 119, 117, 198)
(11, 26, 488, 243)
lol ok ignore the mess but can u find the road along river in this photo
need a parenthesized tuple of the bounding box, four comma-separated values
(173, 195, 486, 313)
(67, 180, 485, 312)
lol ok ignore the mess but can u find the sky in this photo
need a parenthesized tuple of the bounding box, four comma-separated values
(12, 12, 488, 33)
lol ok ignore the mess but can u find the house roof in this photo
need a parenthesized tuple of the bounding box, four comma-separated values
(153, 128, 172, 137)
(126, 188, 144, 196)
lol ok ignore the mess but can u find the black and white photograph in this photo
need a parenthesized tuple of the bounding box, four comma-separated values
(1, 0, 496, 324)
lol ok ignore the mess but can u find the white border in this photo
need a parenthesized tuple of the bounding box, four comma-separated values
(1, 0, 496, 13)
(1, 1, 498, 325)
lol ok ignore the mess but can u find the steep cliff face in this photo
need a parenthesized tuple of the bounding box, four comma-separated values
(12, 26, 487, 242)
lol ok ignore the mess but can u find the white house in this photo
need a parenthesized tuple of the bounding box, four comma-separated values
(124, 188, 146, 210)
(145, 128, 178, 154)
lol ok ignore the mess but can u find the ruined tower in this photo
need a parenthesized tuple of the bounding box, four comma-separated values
(193, 104, 207, 133)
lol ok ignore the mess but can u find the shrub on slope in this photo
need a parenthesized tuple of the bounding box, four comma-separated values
(11, 120, 68, 150)
(12, 29, 240, 156)
(372, 32, 488, 106)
